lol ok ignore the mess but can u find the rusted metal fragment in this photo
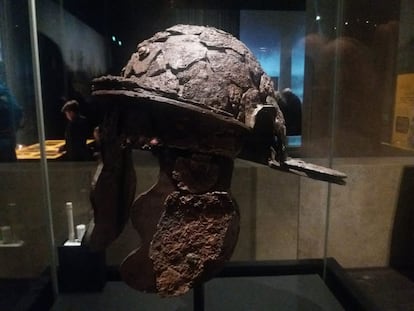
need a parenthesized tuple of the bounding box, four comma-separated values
(269, 158, 347, 185)
(83, 107, 136, 251)
(150, 191, 239, 297)
(120, 149, 177, 293)
(173, 154, 219, 194)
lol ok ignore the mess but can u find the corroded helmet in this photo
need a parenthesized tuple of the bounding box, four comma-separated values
(86, 24, 345, 298)
(92, 24, 286, 161)
(87, 24, 288, 297)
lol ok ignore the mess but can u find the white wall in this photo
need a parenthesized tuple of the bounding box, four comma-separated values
(36, 0, 109, 77)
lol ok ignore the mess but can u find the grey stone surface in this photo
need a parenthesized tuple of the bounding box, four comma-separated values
(0, 156, 413, 278)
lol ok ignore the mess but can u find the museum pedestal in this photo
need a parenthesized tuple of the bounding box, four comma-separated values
(57, 242, 106, 292)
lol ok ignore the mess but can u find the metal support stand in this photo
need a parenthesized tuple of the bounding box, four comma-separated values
(193, 283, 205, 311)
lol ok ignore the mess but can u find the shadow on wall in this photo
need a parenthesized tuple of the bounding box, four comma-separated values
(38, 33, 66, 139)
(38, 33, 100, 141)
(390, 165, 414, 280)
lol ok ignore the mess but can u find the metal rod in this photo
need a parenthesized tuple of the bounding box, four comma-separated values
(323, 0, 345, 280)
(28, 0, 59, 297)
(193, 283, 205, 311)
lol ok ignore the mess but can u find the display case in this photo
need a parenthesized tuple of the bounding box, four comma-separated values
(1, 0, 413, 310)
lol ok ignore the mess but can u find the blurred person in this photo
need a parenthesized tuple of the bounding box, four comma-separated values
(0, 81, 23, 162)
(276, 88, 302, 136)
(60, 99, 90, 161)
(89, 126, 102, 161)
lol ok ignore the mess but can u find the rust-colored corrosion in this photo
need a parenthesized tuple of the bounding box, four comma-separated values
(83, 24, 346, 297)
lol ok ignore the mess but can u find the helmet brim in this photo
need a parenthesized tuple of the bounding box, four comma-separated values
(92, 75, 250, 133)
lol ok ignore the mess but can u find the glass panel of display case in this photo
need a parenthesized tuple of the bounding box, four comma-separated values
(317, 0, 414, 308)
(0, 0, 56, 309)
(31, 0, 346, 307)
(34, 0, 317, 307)
(3, 0, 412, 309)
